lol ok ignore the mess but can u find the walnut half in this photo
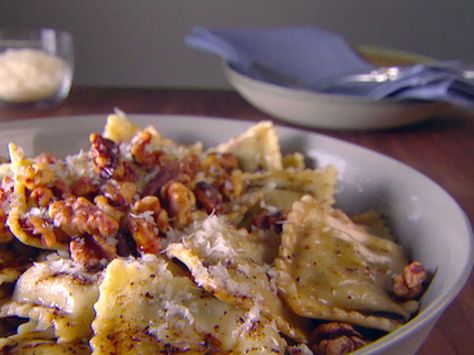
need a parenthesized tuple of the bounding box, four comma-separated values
(392, 261, 427, 300)
(309, 322, 366, 355)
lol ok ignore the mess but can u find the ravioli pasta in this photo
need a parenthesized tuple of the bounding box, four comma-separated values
(0, 112, 428, 354)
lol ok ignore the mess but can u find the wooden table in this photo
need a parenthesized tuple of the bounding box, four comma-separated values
(0, 87, 473, 354)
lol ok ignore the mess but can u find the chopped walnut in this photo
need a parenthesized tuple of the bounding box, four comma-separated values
(161, 181, 196, 229)
(101, 179, 137, 208)
(130, 130, 163, 166)
(90, 133, 125, 179)
(131, 196, 169, 232)
(217, 170, 244, 200)
(194, 181, 224, 214)
(177, 154, 201, 186)
(49, 197, 119, 239)
(71, 177, 99, 198)
(392, 261, 427, 300)
(251, 210, 287, 233)
(94, 195, 125, 222)
(70, 234, 116, 269)
(202, 152, 239, 177)
(309, 322, 367, 355)
(128, 196, 169, 254)
(143, 162, 179, 197)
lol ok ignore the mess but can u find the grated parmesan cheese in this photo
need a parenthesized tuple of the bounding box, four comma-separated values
(64, 150, 95, 179)
(185, 215, 238, 259)
(0, 48, 69, 103)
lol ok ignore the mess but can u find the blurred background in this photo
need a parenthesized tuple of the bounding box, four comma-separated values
(1, 0, 472, 89)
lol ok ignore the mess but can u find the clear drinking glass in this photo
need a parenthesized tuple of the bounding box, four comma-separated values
(0, 28, 74, 108)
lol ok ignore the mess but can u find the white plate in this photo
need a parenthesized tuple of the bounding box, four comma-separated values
(0, 114, 472, 354)
(223, 62, 450, 130)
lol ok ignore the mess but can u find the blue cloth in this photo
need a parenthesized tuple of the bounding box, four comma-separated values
(186, 27, 473, 109)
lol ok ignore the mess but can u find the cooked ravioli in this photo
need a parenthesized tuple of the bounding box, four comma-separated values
(6, 144, 67, 251)
(225, 166, 337, 227)
(166, 215, 310, 342)
(0, 256, 101, 342)
(276, 196, 418, 332)
(0, 333, 90, 355)
(214, 121, 282, 172)
(102, 112, 140, 143)
(351, 210, 395, 241)
(243, 166, 337, 208)
(91, 255, 286, 355)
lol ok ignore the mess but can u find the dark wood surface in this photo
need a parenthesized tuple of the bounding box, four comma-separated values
(0, 87, 473, 354)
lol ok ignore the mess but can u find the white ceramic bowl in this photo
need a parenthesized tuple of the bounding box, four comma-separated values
(223, 47, 449, 130)
(0, 115, 471, 354)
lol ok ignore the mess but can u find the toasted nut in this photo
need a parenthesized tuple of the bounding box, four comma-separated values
(90, 133, 121, 179)
(392, 261, 427, 300)
(49, 197, 119, 239)
(251, 210, 287, 233)
(143, 162, 178, 196)
(70, 234, 116, 269)
(71, 177, 99, 198)
(202, 152, 239, 177)
(177, 154, 201, 185)
(101, 179, 137, 207)
(128, 217, 162, 255)
(128, 196, 168, 254)
(309, 322, 366, 355)
(218, 152, 239, 171)
(161, 181, 196, 229)
(70, 237, 99, 268)
(131, 196, 169, 232)
(216, 170, 244, 200)
(194, 181, 223, 214)
(131, 130, 162, 166)
(94, 195, 125, 222)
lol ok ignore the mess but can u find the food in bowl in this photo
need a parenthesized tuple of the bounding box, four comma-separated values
(0, 112, 430, 353)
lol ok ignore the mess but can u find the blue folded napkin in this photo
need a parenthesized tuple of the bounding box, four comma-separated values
(186, 27, 473, 109)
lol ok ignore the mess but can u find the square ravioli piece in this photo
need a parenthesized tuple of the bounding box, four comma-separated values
(0, 256, 101, 342)
(166, 215, 310, 343)
(276, 196, 419, 332)
(213, 121, 282, 172)
(91, 255, 287, 355)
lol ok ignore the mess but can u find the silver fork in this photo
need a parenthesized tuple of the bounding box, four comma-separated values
(249, 61, 474, 91)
